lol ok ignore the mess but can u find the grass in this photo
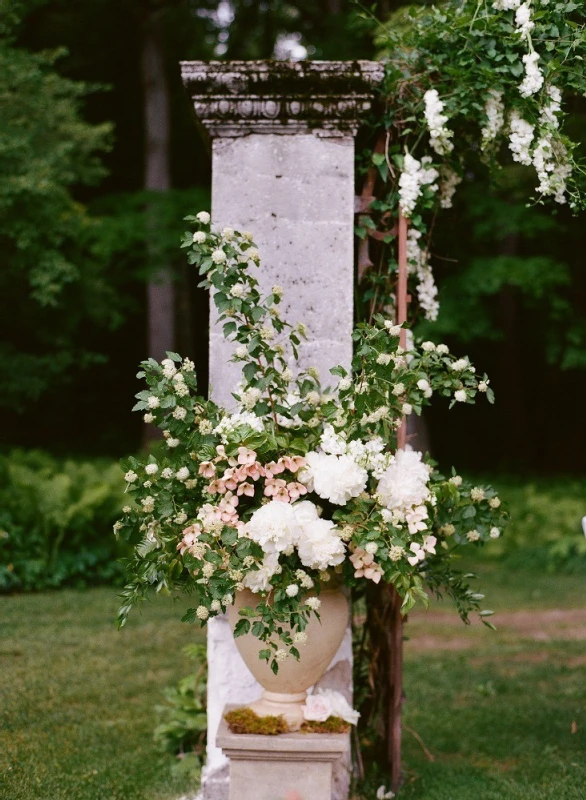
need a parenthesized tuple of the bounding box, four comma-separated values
(1, 565, 585, 799)
(0, 588, 202, 800)
(357, 561, 586, 799)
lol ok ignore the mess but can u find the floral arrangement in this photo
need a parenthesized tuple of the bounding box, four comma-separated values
(356, 0, 586, 322)
(116, 214, 507, 674)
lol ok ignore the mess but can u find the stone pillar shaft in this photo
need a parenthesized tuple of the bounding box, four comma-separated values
(181, 60, 383, 800)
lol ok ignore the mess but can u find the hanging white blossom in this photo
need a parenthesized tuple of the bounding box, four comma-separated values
(398, 153, 439, 217)
(508, 111, 535, 165)
(519, 52, 544, 97)
(423, 89, 454, 155)
(481, 90, 505, 147)
(439, 167, 462, 209)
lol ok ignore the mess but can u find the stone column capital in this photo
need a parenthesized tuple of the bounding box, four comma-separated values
(180, 59, 384, 138)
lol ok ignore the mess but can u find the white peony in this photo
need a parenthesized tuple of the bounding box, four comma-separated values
(244, 501, 300, 554)
(242, 552, 280, 593)
(303, 451, 368, 506)
(293, 501, 346, 571)
(376, 450, 431, 514)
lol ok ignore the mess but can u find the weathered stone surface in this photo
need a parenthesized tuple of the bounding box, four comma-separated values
(217, 712, 349, 800)
(180, 60, 383, 138)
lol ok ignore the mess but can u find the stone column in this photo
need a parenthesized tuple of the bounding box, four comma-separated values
(181, 60, 383, 800)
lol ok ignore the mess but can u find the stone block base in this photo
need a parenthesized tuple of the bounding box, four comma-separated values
(216, 708, 349, 800)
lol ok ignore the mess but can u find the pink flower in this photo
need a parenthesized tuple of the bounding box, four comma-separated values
(264, 478, 287, 497)
(198, 461, 216, 478)
(265, 460, 285, 477)
(282, 455, 307, 473)
(245, 462, 264, 481)
(237, 446, 257, 466)
(237, 482, 255, 497)
(287, 482, 308, 501)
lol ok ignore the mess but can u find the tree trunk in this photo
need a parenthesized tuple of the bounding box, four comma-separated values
(142, 13, 174, 363)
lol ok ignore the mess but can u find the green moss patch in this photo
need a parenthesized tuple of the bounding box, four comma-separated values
(224, 707, 289, 735)
(300, 717, 350, 734)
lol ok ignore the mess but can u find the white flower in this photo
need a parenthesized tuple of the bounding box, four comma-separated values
(147, 395, 160, 409)
(245, 501, 301, 554)
(377, 450, 431, 514)
(241, 386, 262, 410)
(398, 153, 439, 217)
(174, 511, 187, 525)
(211, 249, 226, 264)
(492, 0, 520, 8)
(303, 452, 368, 506)
(167, 437, 180, 448)
(490, 527, 501, 539)
(478, 381, 488, 393)
(509, 111, 535, 165)
(423, 89, 454, 155)
(532, 135, 572, 204)
(211, 599, 222, 612)
(196, 605, 209, 620)
(436, 343, 449, 355)
(305, 596, 321, 611)
(401, 403, 413, 416)
(365, 542, 378, 555)
(306, 390, 321, 407)
(540, 84, 562, 128)
(173, 406, 187, 420)
(421, 340, 436, 352)
(451, 358, 469, 371)
(229, 284, 245, 298)
(199, 419, 213, 434)
(192, 231, 206, 244)
(471, 487, 485, 502)
(489, 497, 501, 509)
(302, 689, 360, 725)
(221, 226, 234, 240)
(242, 552, 280, 593)
(376, 786, 395, 799)
(320, 424, 347, 456)
(294, 501, 346, 571)
(182, 358, 195, 372)
(176, 467, 190, 482)
(407, 542, 426, 566)
(439, 167, 462, 209)
(384, 321, 402, 337)
(293, 630, 307, 644)
(466, 529, 481, 542)
(417, 379, 432, 398)
(141, 496, 155, 513)
(214, 411, 264, 443)
(450, 475, 463, 487)
(161, 358, 177, 379)
(286, 584, 299, 597)
(235, 345, 247, 359)
(481, 90, 505, 148)
(389, 545, 405, 562)
(454, 389, 467, 403)
(124, 470, 138, 483)
(519, 52, 544, 98)
(143, 412, 154, 423)
(196, 211, 210, 224)
(515, 2, 534, 39)
(145, 463, 158, 476)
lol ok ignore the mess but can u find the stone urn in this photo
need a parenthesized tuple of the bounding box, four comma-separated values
(228, 586, 350, 730)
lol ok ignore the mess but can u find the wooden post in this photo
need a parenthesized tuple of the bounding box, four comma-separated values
(388, 209, 409, 792)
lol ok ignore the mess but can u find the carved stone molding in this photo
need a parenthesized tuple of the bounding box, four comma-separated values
(180, 60, 384, 138)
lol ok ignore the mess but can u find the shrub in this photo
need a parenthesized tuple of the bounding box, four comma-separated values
(0, 449, 128, 591)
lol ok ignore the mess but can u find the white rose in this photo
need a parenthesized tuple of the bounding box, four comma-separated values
(377, 449, 430, 513)
(293, 501, 346, 571)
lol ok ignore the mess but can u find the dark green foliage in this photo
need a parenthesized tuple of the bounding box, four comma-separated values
(154, 643, 207, 782)
(0, 450, 128, 591)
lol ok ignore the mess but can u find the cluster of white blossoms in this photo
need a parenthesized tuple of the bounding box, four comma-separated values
(519, 52, 544, 98)
(532, 136, 572, 203)
(398, 153, 439, 217)
(508, 111, 535, 165)
(318, 425, 392, 479)
(492, 0, 521, 10)
(540, 84, 562, 128)
(242, 499, 346, 591)
(515, 2, 534, 40)
(213, 411, 264, 443)
(423, 89, 454, 156)
(376, 449, 431, 522)
(406, 228, 439, 321)
(301, 451, 368, 506)
(439, 167, 462, 209)
(481, 90, 505, 148)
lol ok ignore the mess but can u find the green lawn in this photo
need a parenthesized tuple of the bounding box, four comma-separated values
(0, 588, 201, 800)
(358, 563, 586, 799)
(2, 567, 585, 800)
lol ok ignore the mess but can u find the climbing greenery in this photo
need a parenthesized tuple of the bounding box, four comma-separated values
(356, 0, 586, 322)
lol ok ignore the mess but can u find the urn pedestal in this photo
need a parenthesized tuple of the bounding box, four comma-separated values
(228, 587, 350, 730)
